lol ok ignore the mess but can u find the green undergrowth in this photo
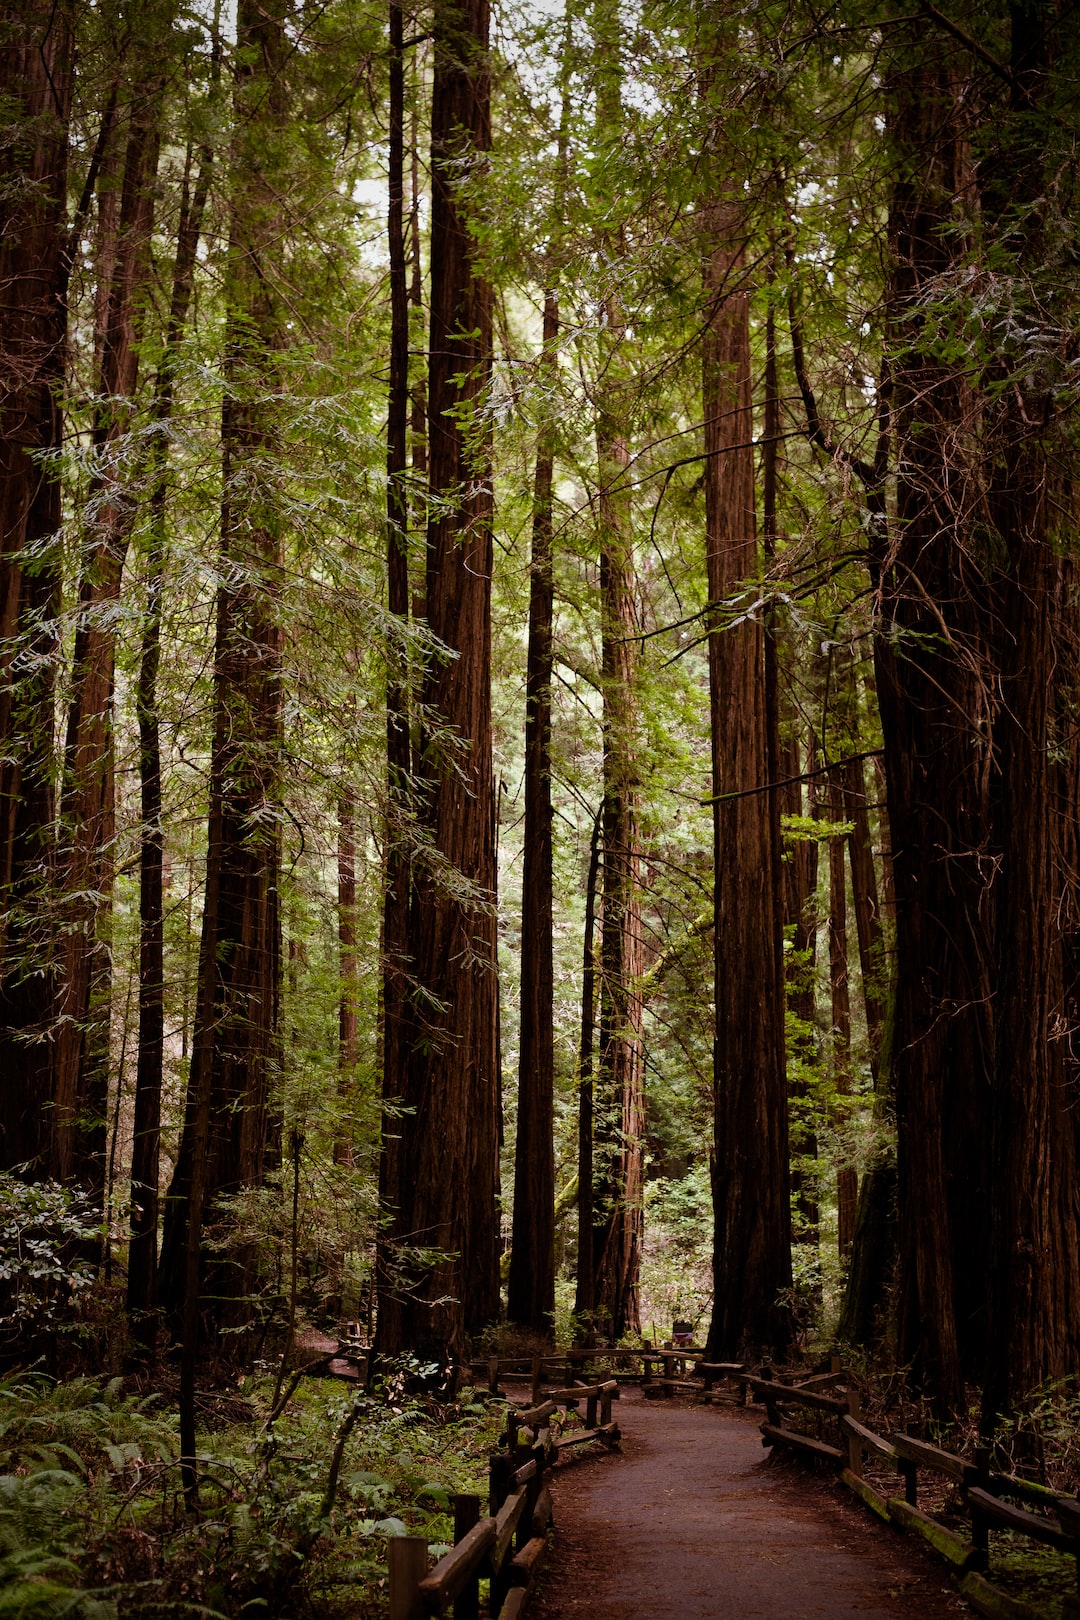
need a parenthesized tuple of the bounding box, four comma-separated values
(0, 1366, 507, 1620)
(987, 1536, 1076, 1619)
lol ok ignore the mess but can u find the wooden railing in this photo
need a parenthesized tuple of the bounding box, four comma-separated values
(469, 1347, 747, 1405)
(388, 1376, 621, 1620)
(752, 1370, 1080, 1620)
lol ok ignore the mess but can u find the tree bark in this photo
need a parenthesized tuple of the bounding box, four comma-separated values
(875, 33, 995, 1408)
(336, 794, 358, 1169)
(127, 137, 214, 1333)
(981, 0, 1080, 1415)
(0, 0, 73, 1175)
(159, 0, 287, 1342)
(589, 0, 644, 1342)
(376, 0, 411, 1333)
(828, 766, 856, 1256)
(702, 204, 790, 1359)
(843, 749, 886, 1084)
(380, 0, 499, 1359)
(507, 286, 558, 1337)
(53, 61, 163, 1207)
(574, 809, 602, 1327)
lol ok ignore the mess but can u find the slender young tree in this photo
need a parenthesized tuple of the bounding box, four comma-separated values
(507, 280, 558, 1336)
(574, 809, 602, 1327)
(127, 132, 215, 1332)
(376, 0, 411, 1338)
(827, 764, 856, 1255)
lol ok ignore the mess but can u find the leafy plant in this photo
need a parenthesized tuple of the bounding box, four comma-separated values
(0, 1178, 101, 1360)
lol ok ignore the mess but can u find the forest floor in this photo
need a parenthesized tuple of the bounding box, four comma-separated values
(529, 1386, 969, 1619)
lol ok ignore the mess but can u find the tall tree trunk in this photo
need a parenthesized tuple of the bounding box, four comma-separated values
(702, 195, 790, 1358)
(574, 809, 601, 1327)
(336, 793, 358, 1168)
(981, 1, 1080, 1415)
(127, 137, 214, 1333)
(507, 285, 557, 1337)
(843, 749, 886, 1083)
(376, 0, 411, 1337)
(0, 0, 73, 1174)
(876, 33, 995, 1407)
(53, 61, 163, 1206)
(764, 297, 819, 1251)
(380, 0, 499, 1359)
(159, 0, 287, 1344)
(828, 765, 856, 1256)
(590, 0, 643, 1343)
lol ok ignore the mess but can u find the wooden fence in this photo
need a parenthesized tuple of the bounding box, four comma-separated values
(389, 1347, 1080, 1619)
(388, 1376, 621, 1620)
(750, 1370, 1080, 1620)
(468, 1347, 747, 1405)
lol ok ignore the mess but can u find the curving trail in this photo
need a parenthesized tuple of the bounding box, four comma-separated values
(531, 1387, 966, 1619)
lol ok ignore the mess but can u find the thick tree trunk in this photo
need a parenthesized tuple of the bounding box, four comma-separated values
(0, 0, 73, 1174)
(508, 287, 557, 1337)
(159, 0, 286, 1342)
(703, 215, 790, 1360)
(127, 140, 214, 1333)
(876, 38, 995, 1408)
(380, 0, 499, 1359)
(981, 2, 1080, 1415)
(589, 0, 644, 1342)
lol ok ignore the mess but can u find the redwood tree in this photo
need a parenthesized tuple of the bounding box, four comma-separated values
(159, 0, 288, 1343)
(54, 53, 164, 1204)
(378, 0, 500, 1359)
(0, 0, 73, 1175)
(507, 283, 558, 1337)
(702, 183, 790, 1357)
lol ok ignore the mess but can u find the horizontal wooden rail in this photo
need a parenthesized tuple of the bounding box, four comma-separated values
(417, 1517, 496, 1611)
(765, 1367, 1080, 1620)
(748, 1376, 849, 1415)
(391, 1366, 621, 1620)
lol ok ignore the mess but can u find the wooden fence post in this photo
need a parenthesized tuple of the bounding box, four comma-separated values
(489, 1452, 512, 1515)
(900, 1458, 918, 1506)
(531, 1356, 542, 1405)
(521, 1442, 543, 1552)
(844, 1390, 862, 1477)
(452, 1494, 480, 1620)
(488, 1357, 499, 1396)
(388, 1535, 428, 1620)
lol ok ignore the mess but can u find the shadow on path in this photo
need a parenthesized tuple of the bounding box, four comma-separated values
(532, 1387, 967, 1619)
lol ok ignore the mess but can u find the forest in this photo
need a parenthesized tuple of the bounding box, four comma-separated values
(3, 0, 1080, 1609)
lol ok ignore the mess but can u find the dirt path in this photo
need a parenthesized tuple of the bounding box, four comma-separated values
(531, 1388, 967, 1619)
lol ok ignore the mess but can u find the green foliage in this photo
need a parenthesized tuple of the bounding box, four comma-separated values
(0, 1179, 101, 1357)
(0, 1371, 506, 1620)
